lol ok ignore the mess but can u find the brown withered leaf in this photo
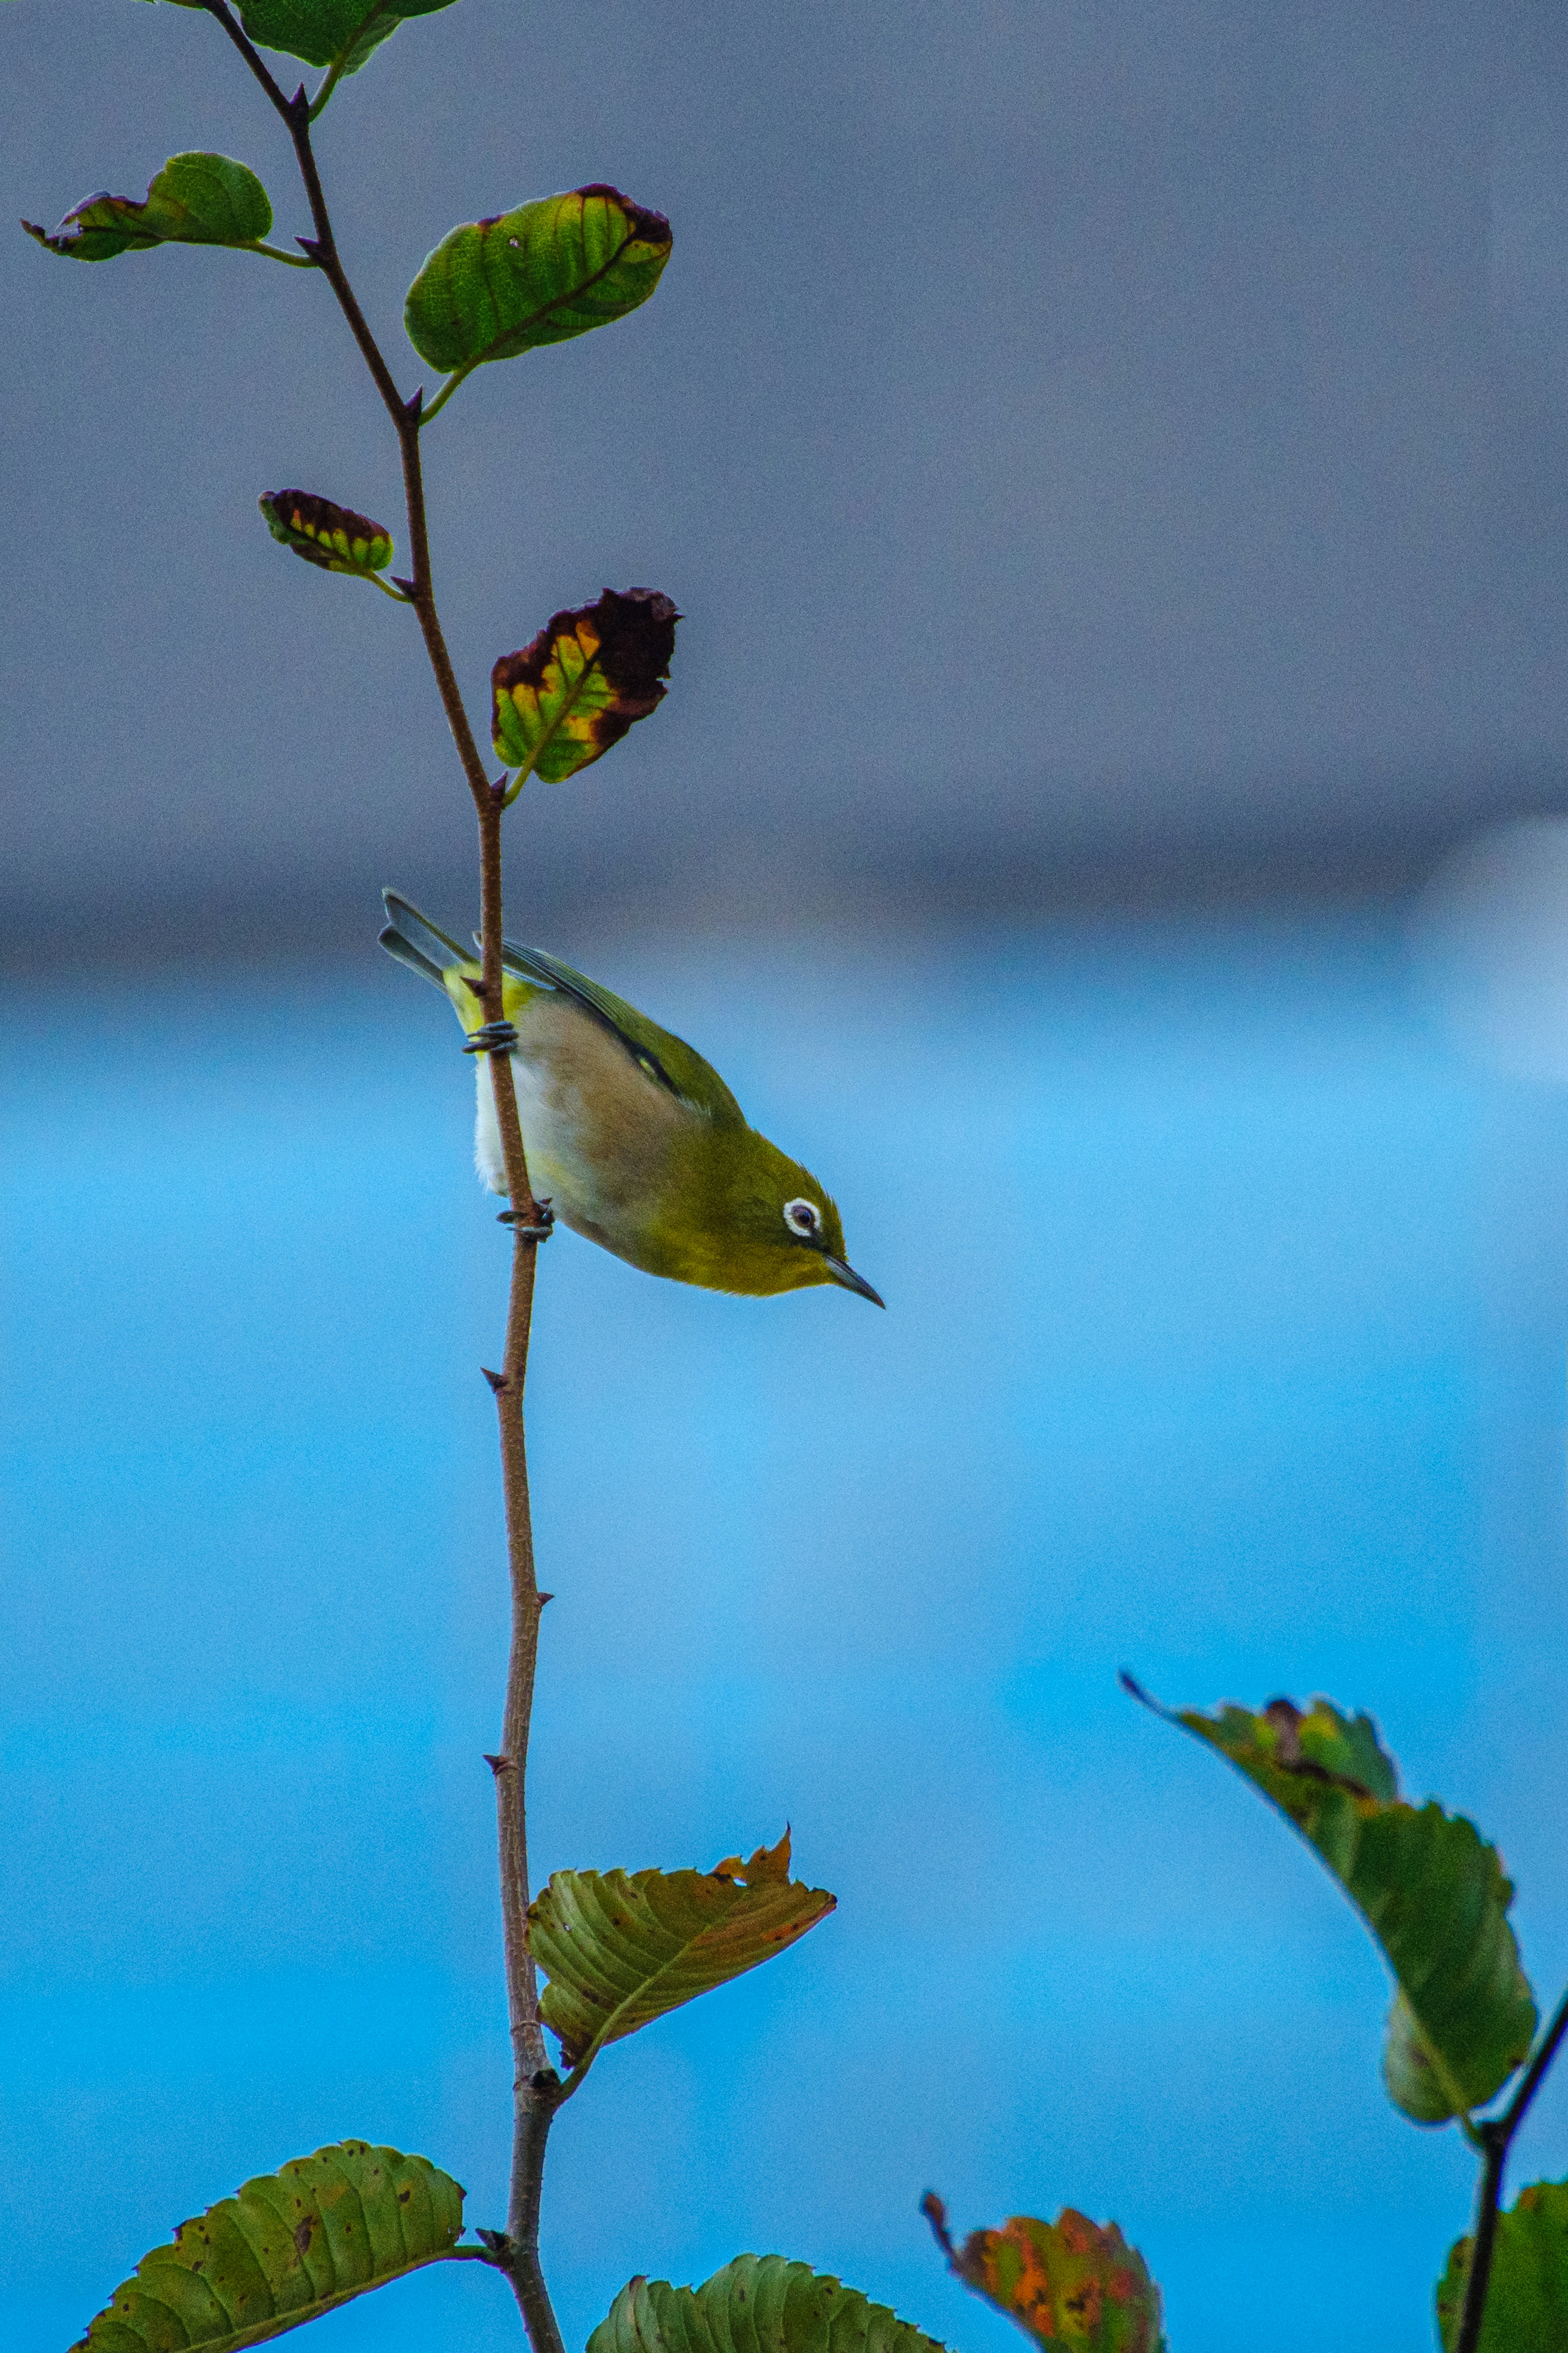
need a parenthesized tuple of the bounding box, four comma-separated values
(259, 489, 394, 578)
(491, 586, 678, 785)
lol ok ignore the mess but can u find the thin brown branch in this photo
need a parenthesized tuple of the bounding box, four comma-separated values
(202, 7, 560, 2340)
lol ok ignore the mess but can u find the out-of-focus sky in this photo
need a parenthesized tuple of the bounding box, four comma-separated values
(7, 919, 1568, 2353)
(8, 0, 1568, 954)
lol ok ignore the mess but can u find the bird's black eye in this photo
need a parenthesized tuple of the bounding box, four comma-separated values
(784, 1197, 820, 1238)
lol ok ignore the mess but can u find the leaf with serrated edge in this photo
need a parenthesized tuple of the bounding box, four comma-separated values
(492, 587, 677, 785)
(24, 153, 272, 262)
(71, 2141, 467, 2353)
(1437, 2175, 1568, 2350)
(1129, 1682, 1537, 2122)
(927, 2197, 1164, 2353)
(529, 1830, 834, 2085)
(260, 490, 394, 577)
(590, 2259, 949, 2353)
(140, 0, 463, 79)
(406, 185, 671, 380)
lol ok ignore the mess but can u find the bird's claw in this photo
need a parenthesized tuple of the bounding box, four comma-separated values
(498, 1198, 555, 1240)
(463, 1020, 519, 1055)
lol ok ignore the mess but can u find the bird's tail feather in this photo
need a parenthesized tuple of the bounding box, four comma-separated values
(379, 890, 472, 989)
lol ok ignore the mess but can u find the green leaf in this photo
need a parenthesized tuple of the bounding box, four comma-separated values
(142, 0, 463, 79)
(589, 2256, 950, 2353)
(492, 587, 679, 786)
(71, 2140, 468, 2353)
(1126, 1681, 1538, 2121)
(405, 184, 672, 383)
(529, 1829, 835, 2086)
(1438, 2177, 1568, 2351)
(24, 152, 273, 262)
(260, 489, 394, 579)
(923, 2197, 1165, 2353)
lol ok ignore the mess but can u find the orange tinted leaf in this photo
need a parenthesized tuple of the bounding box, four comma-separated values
(710, 1828, 791, 1885)
(924, 2197, 1163, 2353)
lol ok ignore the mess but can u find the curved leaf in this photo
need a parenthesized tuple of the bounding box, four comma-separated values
(145, 0, 462, 79)
(71, 2140, 468, 2353)
(589, 2255, 949, 2353)
(924, 2197, 1164, 2353)
(529, 1829, 835, 2085)
(260, 489, 394, 578)
(405, 184, 671, 379)
(1438, 2177, 1568, 2351)
(24, 153, 272, 262)
(492, 587, 678, 785)
(1125, 1682, 1537, 2121)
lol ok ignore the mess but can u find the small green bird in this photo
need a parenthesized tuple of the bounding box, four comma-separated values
(380, 892, 884, 1305)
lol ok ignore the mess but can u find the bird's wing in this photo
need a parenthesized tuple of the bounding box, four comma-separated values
(493, 936, 747, 1126)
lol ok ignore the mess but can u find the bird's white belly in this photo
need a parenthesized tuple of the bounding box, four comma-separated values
(475, 1052, 591, 1218)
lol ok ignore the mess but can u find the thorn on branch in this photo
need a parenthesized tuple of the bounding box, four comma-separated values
(482, 1366, 506, 1393)
(405, 385, 425, 423)
(390, 574, 417, 598)
(475, 2227, 514, 2259)
(296, 236, 322, 260)
(538, 1592, 555, 1606)
(485, 1752, 514, 1775)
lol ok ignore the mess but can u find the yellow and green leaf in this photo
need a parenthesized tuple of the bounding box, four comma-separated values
(260, 489, 394, 580)
(71, 2141, 469, 2353)
(589, 2255, 950, 2353)
(1125, 1681, 1537, 2122)
(492, 587, 678, 787)
(24, 153, 273, 262)
(1438, 2177, 1568, 2351)
(925, 2197, 1164, 2353)
(529, 1829, 834, 2087)
(405, 185, 671, 385)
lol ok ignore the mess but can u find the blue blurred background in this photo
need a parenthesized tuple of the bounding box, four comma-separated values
(9, 5, 1568, 2351)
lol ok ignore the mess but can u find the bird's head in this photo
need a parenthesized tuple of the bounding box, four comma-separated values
(687, 1129, 884, 1305)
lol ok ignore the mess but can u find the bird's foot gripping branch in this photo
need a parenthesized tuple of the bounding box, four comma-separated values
(21, 7, 1568, 2353)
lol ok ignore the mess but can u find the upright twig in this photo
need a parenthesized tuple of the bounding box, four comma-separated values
(1452, 1983, 1568, 2353)
(198, 11, 561, 2345)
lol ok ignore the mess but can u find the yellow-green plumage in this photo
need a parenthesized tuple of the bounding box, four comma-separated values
(380, 893, 882, 1305)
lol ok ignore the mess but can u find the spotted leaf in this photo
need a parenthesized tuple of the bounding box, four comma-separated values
(589, 2256, 950, 2353)
(925, 2198, 1163, 2353)
(260, 489, 394, 579)
(529, 1829, 834, 2086)
(405, 185, 671, 382)
(492, 587, 678, 786)
(1125, 1681, 1537, 2122)
(24, 152, 273, 262)
(70, 2141, 468, 2353)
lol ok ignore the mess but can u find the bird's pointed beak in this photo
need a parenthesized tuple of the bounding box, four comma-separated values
(823, 1254, 885, 1307)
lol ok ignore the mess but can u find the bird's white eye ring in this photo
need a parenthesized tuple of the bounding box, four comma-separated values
(784, 1197, 820, 1238)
